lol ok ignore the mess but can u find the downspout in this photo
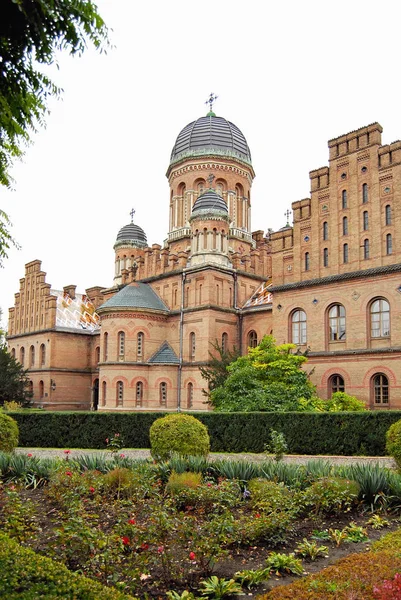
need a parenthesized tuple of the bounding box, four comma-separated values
(177, 271, 186, 411)
(233, 271, 242, 355)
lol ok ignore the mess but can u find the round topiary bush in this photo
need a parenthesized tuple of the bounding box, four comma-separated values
(386, 419, 401, 470)
(149, 414, 210, 461)
(0, 412, 19, 452)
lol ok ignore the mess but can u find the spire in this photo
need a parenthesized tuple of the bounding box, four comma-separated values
(130, 208, 135, 223)
(205, 92, 218, 116)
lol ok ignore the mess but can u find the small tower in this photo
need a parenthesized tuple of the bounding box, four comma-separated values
(188, 188, 232, 268)
(113, 209, 148, 285)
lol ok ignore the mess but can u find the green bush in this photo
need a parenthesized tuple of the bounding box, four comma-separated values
(325, 392, 367, 412)
(149, 413, 210, 461)
(386, 418, 401, 470)
(0, 412, 19, 452)
(0, 532, 137, 599)
(247, 479, 294, 514)
(301, 476, 360, 516)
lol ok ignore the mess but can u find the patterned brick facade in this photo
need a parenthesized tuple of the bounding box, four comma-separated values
(7, 116, 401, 410)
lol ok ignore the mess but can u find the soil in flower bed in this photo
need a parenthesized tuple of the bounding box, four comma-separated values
(2, 482, 398, 600)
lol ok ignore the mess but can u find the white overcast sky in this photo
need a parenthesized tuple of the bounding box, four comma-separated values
(1, 0, 401, 329)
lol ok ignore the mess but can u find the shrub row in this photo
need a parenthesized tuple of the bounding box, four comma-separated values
(11, 410, 401, 455)
(256, 528, 401, 599)
(0, 532, 137, 599)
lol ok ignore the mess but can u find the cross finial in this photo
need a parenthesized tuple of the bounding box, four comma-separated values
(130, 208, 135, 223)
(207, 173, 215, 187)
(284, 209, 291, 226)
(205, 92, 218, 114)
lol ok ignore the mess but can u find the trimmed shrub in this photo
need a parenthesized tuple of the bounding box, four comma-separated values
(0, 532, 137, 599)
(386, 418, 401, 470)
(247, 479, 294, 514)
(149, 414, 210, 461)
(0, 412, 19, 452)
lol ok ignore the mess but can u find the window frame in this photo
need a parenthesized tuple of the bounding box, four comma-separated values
(291, 309, 307, 345)
(159, 382, 167, 406)
(116, 381, 124, 406)
(343, 243, 349, 264)
(386, 233, 392, 255)
(330, 374, 345, 396)
(370, 298, 390, 339)
(372, 373, 389, 405)
(342, 189, 347, 209)
(248, 330, 258, 349)
(328, 304, 346, 342)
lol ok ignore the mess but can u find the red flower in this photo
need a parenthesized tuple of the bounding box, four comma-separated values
(206, 483, 212, 487)
(27, 453, 33, 457)
(128, 518, 136, 525)
(189, 551, 196, 560)
(89, 487, 95, 494)
(65, 471, 72, 477)
(64, 449, 71, 454)
(121, 536, 130, 546)
(105, 438, 109, 443)
(120, 453, 125, 458)
(255, 513, 261, 518)
(141, 543, 149, 550)
(157, 546, 164, 554)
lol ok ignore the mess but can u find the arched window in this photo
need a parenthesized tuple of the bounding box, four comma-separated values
(291, 310, 307, 345)
(323, 221, 328, 241)
(102, 381, 107, 406)
(40, 344, 46, 367)
(330, 374, 345, 396)
(386, 233, 392, 255)
(342, 189, 347, 209)
(373, 373, 389, 404)
(116, 381, 124, 406)
(95, 346, 100, 364)
(216, 284, 220, 305)
(187, 382, 193, 409)
(221, 332, 228, 353)
(216, 183, 223, 196)
(342, 216, 348, 236)
(323, 247, 329, 267)
(136, 382, 143, 407)
(11, 348, 15, 359)
(329, 304, 346, 341)
(118, 331, 125, 358)
(343, 243, 349, 264)
(20, 347, 25, 366)
(248, 330, 258, 349)
(103, 332, 108, 362)
(159, 382, 167, 406)
(39, 380, 44, 399)
(30, 345, 35, 367)
(197, 181, 205, 194)
(137, 332, 144, 360)
(305, 252, 310, 271)
(362, 183, 368, 203)
(189, 332, 196, 360)
(203, 228, 208, 250)
(363, 239, 370, 260)
(363, 211, 369, 231)
(370, 298, 390, 338)
(29, 380, 33, 395)
(385, 204, 392, 226)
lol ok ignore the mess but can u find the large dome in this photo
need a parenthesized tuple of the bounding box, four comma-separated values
(170, 113, 252, 166)
(115, 223, 147, 248)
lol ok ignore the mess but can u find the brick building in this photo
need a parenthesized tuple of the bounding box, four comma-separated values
(7, 111, 401, 410)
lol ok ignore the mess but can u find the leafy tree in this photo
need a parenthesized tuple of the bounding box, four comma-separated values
(0, 0, 109, 261)
(209, 335, 316, 412)
(0, 344, 32, 406)
(199, 340, 240, 397)
(325, 391, 366, 412)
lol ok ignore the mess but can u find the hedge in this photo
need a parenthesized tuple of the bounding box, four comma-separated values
(10, 410, 401, 455)
(0, 532, 137, 599)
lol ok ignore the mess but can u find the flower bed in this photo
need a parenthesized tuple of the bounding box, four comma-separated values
(0, 452, 401, 598)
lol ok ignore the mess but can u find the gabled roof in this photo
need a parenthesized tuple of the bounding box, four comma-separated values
(98, 282, 169, 312)
(149, 341, 179, 364)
